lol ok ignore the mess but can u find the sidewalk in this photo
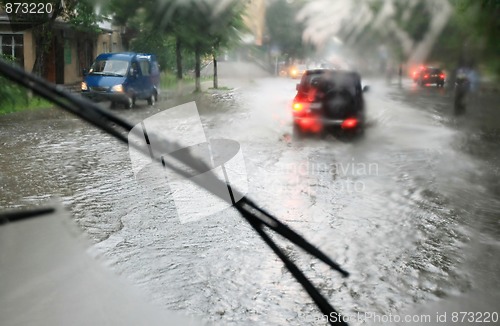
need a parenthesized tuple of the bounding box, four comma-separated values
(161, 61, 270, 99)
(478, 80, 500, 93)
(160, 76, 258, 102)
(161, 80, 213, 99)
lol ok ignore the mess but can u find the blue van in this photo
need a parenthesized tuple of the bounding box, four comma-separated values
(81, 52, 160, 108)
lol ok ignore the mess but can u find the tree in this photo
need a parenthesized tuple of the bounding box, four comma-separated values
(154, 0, 246, 91)
(109, 0, 190, 80)
(298, 0, 452, 68)
(450, 0, 500, 76)
(105, 0, 144, 50)
(265, 0, 311, 63)
(202, 1, 246, 88)
(108, 0, 246, 90)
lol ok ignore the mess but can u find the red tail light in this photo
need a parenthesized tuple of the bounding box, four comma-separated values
(440, 74, 445, 78)
(424, 74, 429, 79)
(292, 101, 309, 117)
(341, 118, 358, 129)
(293, 102, 304, 112)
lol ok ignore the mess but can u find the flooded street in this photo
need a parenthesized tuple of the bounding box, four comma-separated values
(1, 74, 499, 325)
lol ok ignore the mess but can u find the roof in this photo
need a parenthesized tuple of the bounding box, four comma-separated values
(305, 68, 361, 78)
(95, 52, 156, 61)
(0, 11, 114, 32)
(423, 66, 443, 71)
(302, 69, 362, 89)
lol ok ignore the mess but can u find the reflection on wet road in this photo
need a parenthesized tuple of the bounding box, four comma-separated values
(0, 76, 499, 325)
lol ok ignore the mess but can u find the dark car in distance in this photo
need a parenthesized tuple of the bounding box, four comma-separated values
(292, 69, 367, 138)
(416, 67, 445, 87)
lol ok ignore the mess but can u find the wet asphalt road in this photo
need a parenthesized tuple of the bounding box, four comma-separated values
(0, 71, 499, 325)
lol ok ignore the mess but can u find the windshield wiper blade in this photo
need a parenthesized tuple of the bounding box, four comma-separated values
(239, 197, 349, 276)
(0, 207, 55, 225)
(0, 59, 350, 326)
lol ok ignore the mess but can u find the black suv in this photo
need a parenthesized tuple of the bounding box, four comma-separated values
(417, 67, 445, 87)
(292, 69, 367, 137)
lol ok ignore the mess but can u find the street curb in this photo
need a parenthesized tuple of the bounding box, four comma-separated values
(479, 82, 500, 93)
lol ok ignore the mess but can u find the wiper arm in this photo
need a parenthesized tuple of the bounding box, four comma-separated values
(239, 197, 349, 276)
(234, 197, 348, 323)
(0, 59, 349, 326)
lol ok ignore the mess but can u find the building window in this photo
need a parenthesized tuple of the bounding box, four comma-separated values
(0, 33, 24, 66)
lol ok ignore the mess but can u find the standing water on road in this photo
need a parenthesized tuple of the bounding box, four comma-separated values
(1, 72, 498, 325)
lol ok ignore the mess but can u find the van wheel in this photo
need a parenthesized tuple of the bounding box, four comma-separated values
(147, 92, 156, 106)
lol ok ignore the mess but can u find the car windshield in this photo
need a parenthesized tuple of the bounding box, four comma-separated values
(1, 1, 499, 325)
(90, 59, 129, 76)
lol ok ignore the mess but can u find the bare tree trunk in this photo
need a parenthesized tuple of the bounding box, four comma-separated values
(175, 37, 183, 80)
(32, 25, 50, 77)
(213, 52, 218, 89)
(407, 1, 452, 65)
(195, 43, 201, 92)
(213, 39, 220, 89)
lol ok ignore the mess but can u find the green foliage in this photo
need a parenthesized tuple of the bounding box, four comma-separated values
(129, 33, 196, 72)
(159, 71, 178, 89)
(153, 0, 245, 52)
(337, 0, 499, 78)
(0, 55, 52, 114)
(67, 0, 104, 35)
(0, 55, 27, 109)
(395, 2, 431, 43)
(159, 71, 210, 89)
(129, 32, 171, 70)
(429, 0, 500, 77)
(108, 0, 246, 87)
(0, 97, 52, 115)
(265, 0, 311, 60)
(368, 0, 384, 14)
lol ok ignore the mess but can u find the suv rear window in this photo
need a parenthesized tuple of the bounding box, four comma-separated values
(426, 68, 442, 74)
(300, 70, 361, 95)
